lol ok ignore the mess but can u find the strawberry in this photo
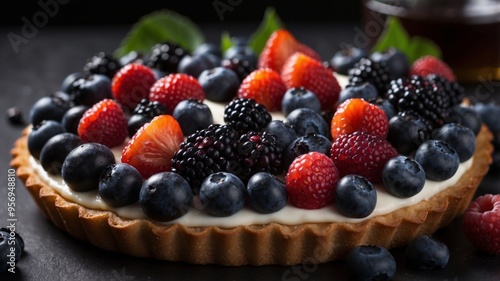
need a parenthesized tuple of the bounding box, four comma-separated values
(285, 152, 340, 209)
(77, 99, 128, 148)
(410, 55, 456, 82)
(237, 68, 287, 111)
(463, 194, 500, 255)
(330, 131, 398, 183)
(258, 29, 320, 73)
(111, 63, 157, 110)
(149, 73, 205, 113)
(121, 115, 184, 179)
(281, 52, 341, 110)
(331, 98, 389, 140)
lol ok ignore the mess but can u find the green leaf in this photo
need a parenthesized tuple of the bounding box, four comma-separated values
(220, 31, 233, 55)
(248, 6, 284, 55)
(114, 9, 204, 58)
(372, 16, 442, 64)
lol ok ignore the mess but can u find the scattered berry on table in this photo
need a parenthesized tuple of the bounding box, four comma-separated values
(387, 110, 430, 155)
(146, 41, 188, 74)
(29, 93, 71, 126)
(285, 152, 340, 209)
(463, 194, 500, 255)
(171, 124, 239, 193)
(414, 140, 460, 181)
(177, 53, 218, 78)
(369, 47, 410, 78)
(405, 235, 450, 269)
(281, 52, 341, 111)
(77, 99, 128, 148)
(346, 245, 396, 281)
(335, 174, 377, 218)
(199, 172, 246, 217)
(149, 73, 205, 113)
(83, 51, 122, 79)
(122, 115, 184, 179)
(62, 142, 116, 192)
(247, 172, 287, 214)
(198, 66, 240, 102)
(6, 106, 25, 126)
(330, 131, 398, 183)
(347, 57, 395, 96)
(28, 120, 66, 159)
(173, 98, 213, 136)
(337, 82, 379, 105)
(0, 228, 24, 272)
(382, 156, 425, 198)
(445, 105, 482, 136)
(67, 74, 113, 107)
(261, 120, 297, 152)
(98, 163, 143, 207)
(221, 56, 256, 82)
(111, 63, 157, 110)
(224, 98, 272, 135)
(432, 123, 476, 162)
(237, 68, 287, 111)
(139, 172, 193, 221)
(286, 108, 329, 137)
(329, 45, 368, 75)
(282, 133, 332, 170)
(40, 132, 83, 175)
(61, 105, 89, 134)
(410, 55, 456, 82)
(331, 98, 389, 140)
(281, 87, 321, 117)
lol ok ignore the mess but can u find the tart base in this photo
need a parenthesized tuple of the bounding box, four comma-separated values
(10, 126, 493, 266)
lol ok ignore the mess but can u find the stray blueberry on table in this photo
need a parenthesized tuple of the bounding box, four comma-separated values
(405, 235, 450, 269)
(0, 227, 24, 273)
(347, 245, 396, 281)
(6, 106, 25, 126)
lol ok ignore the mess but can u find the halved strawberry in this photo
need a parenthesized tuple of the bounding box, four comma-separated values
(281, 52, 341, 110)
(121, 115, 184, 178)
(111, 63, 156, 110)
(77, 98, 128, 148)
(258, 29, 320, 73)
(237, 68, 287, 111)
(149, 73, 205, 113)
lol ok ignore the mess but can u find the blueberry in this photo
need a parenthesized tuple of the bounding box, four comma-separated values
(387, 111, 430, 155)
(99, 163, 144, 207)
(61, 142, 115, 192)
(286, 108, 329, 137)
(28, 120, 66, 159)
(60, 71, 86, 94)
(199, 172, 246, 217)
(6, 106, 25, 126)
(370, 47, 409, 78)
(247, 172, 287, 214)
(29, 93, 71, 126)
(139, 172, 193, 221)
(198, 67, 240, 102)
(127, 114, 150, 138)
(40, 132, 83, 175)
(330, 45, 368, 75)
(173, 98, 213, 136)
(405, 235, 449, 269)
(474, 102, 500, 132)
(281, 87, 321, 117)
(193, 42, 222, 58)
(335, 175, 377, 218)
(432, 123, 476, 162)
(67, 74, 112, 107)
(372, 97, 397, 120)
(61, 105, 89, 134)
(414, 140, 460, 181)
(177, 53, 218, 78)
(223, 45, 258, 67)
(0, 227, 23, 272)
(347, 245, 396, 281)
(283, 133, 332, 169)
(261, 120, 297, 153)
(382, 156, 425, 198)
(446, 105, 482, 135)
(338, 82, 378, 105)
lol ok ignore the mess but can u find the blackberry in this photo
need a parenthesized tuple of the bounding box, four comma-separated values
(233, 131, 283, 182)
(347, 58, 395, 95)
(171, 124, 239, 193)
(386, 75, 452, 130)
(426, 74, 465, 107)
(146, 41, 188, 73)
(83, 51, 122, 79)
(221, 56, 256, 82)
(224, 98, 272, 135)
(133, 98, 169, 118)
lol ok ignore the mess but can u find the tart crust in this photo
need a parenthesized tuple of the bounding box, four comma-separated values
(11, 125, 493, 266)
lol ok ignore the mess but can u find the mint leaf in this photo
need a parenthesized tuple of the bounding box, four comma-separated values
(248, 6, 284, 55)
(114, 9, 204, 58)
(372, 16, 442, 64)
(220, 31, 234, 55)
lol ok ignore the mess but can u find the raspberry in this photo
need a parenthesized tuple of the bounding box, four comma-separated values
(410, 55, 456, 82)
(330, 131, 398, 183)
(111, 63, 157, 110)
(463, 194, 500, 255)
(285, 152, 340, 209)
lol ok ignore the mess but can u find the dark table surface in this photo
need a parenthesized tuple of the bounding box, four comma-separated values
(0, 21, 499, 281)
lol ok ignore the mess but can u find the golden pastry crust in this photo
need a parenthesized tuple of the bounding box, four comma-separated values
(10, 125, 493, 266)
